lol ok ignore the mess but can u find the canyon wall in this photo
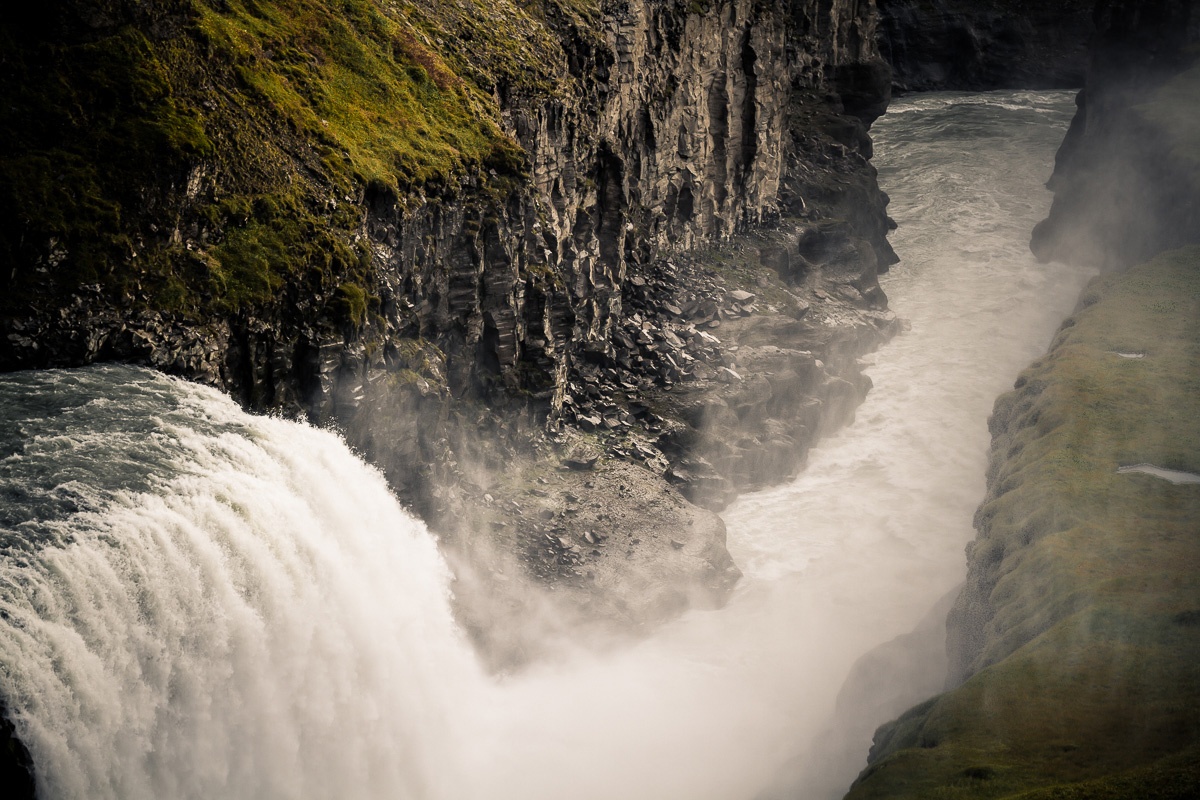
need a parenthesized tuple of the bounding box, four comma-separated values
(846, 2, 1200, 797)
(847, 246, 1200, 800)
(876, 0, 1094, 92)
(1, 0, 900, 791)
(0, 0, 902, 640)
(1032, 0, 1200, 268)
(0, 0, 892, 410)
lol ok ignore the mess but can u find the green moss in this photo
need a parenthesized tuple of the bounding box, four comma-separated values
(848, 247, 1200, 799)
(193, 0, 518, 188)
(1007, 748, 1200, 800)
(0, 19, 217, 298)
(0, 0, 595, 321)
(385, 337, 446, 390)
(209, 220, 291, 308)
(335, 282, 370, 327)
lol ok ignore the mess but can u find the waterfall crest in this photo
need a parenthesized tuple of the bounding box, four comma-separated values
(0, 366, 483, 800)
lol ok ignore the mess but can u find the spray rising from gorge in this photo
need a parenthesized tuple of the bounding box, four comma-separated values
(0, 90, 1097, 799)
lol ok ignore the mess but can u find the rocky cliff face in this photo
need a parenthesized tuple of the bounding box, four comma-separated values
(876, 0, 1093, 92)
(336, 0, 903, 654)
(0, 0, 894, 432)
(0, 1, 899, 638)
(1031, 0, 1200, 268)
(2, 0, 901, 790)
(347, 0, 895, 422)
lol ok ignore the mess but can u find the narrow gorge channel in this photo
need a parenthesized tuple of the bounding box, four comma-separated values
(0, 91, 1097, 800)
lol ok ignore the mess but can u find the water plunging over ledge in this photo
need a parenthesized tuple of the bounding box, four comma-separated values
(0, 91, 1096, 800)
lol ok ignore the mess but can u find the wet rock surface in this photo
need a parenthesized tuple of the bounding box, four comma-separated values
(877, 0, 1094, 92)
(355, 229, 900, 665)
(0, 701, 35, 800)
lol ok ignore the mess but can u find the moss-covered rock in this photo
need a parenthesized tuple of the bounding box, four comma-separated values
(0, 0, 545, 320)
(846, 246, 1200, 800)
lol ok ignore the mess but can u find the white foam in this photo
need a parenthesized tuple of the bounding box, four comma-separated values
(0, 381, 486, 800)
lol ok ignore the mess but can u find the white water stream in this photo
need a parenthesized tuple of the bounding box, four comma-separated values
(0, 91, 1096, 799)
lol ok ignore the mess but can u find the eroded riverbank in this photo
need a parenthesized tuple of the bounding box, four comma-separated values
(848, 246, 1200, 799)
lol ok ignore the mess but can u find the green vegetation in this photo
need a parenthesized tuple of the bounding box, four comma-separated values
(193, 0, 527, 189)
(334, 282, 371, 326)
(0, 0, 594, 320)
(847, 247, 1200, 799)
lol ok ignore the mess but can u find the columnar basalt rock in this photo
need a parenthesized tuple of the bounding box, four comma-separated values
(0, 0, 898, 644)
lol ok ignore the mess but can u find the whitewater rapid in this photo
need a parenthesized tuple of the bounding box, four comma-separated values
(0, 91, 1097, 800)
(0, 368, 485, 799)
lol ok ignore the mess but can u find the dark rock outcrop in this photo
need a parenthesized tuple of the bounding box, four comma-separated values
(1031, 0, 1200, 268)
(0, 702, 35, 800)
(877, 0, 1093, 92)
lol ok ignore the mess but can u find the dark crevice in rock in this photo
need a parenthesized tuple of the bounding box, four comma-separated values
(738, 23, 759, 199)
(0, 701, 35, 800)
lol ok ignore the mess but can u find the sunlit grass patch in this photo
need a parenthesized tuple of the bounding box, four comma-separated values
(0, 0, 593, 318)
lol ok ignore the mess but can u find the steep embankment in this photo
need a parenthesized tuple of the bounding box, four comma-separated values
(847, 246, 1200, 800)
(0, 0, 900, 787)
(846, 2, 1200, 797)
(876, 0, 1093, 92)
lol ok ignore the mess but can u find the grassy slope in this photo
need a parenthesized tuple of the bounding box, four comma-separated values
(0, 0, 594, 318)
(846, 246, 1200, 799)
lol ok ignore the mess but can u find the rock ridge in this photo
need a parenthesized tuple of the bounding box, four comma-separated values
(846, 246, 1200, 800)
(842, 3, 1200, 796)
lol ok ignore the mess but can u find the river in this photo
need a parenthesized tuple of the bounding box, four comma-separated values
(0, 91, 1095, 799)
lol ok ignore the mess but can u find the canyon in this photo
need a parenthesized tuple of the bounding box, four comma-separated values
(1, 0, 1198, 798)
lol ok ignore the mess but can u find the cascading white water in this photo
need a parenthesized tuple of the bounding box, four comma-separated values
(0, 367, 485, 800)
(0, 90, 1098, 800)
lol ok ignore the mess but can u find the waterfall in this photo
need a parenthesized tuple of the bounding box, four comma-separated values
(0, 367, 484, 800)
(1, 90, 1099, 800)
